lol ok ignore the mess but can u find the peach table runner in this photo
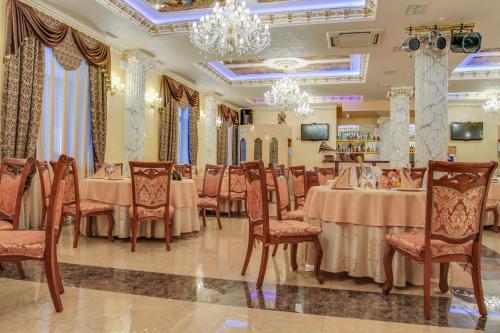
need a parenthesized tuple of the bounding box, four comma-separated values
(303, 186, 427, 228)
(80, 178, 198, 208)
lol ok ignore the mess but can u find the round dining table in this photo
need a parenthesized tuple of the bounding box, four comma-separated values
(303, 185, 430, 287)
(80, 177, 200, 238)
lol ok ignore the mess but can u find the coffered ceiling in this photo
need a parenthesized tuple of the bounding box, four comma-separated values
(38, 0, 500, 108)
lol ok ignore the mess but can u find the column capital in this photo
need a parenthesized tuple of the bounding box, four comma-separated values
(387, 86, 414, 99)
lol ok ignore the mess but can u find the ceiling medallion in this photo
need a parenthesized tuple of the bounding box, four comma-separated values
(482, 94, 500, 116)
(189, 0, 270, 58)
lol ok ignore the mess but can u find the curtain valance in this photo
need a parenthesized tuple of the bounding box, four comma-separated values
(218, 104, 239, 125)
(4, 0, 111, 75)
(160, 75, 199, 112)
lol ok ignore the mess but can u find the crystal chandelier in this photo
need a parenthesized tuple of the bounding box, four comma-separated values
(295, 92, 314, 117)
(482, 95, 500, 116)
(264, 76, 302, 110)
(189, 0, 270, 58)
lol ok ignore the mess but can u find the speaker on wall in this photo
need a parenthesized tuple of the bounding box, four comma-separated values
(241, 109, 253, 125)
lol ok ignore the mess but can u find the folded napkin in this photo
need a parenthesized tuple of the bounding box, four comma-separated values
(332, 167, 351, 188)
(401, 168, 417, 189)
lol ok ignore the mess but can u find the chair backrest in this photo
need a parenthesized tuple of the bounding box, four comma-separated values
(51, 159, 80, 212)
(425, 161, 497, 248)
(410, 167, 427, 187)
(36, 160, 52, 205)
(0, 157, 34, 229)
(242, 161, 270, 241)
(271, 164, 290, 219)
(173, 164, 192, 179)
(129, 161, 173, 214)
(379, 168, 401, 189)
(228, 165, 246, 198)
(314, 167, 335, 185)
(202, 164, 226, 198)
(289, 165, 307, 199)
(46, 155, 71, 250)
(94, 162, 123, 177)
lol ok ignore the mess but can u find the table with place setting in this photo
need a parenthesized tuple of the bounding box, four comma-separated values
(80, 176, 200, 238)
(303, 184, 430, 287)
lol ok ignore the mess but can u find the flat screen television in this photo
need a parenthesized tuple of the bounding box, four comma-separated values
(301, 123, 329, 141)
(450, 122, 483, 141)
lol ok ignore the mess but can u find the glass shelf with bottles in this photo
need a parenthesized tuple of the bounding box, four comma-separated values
(336, 125, 381, 154)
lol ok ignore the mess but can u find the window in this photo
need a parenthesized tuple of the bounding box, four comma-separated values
(178, 105, 190, 164)
(37, 47, 93, 175)
(270, 138, 278, 165)
(227, 123, 233, 165)
(240, 139, 247, 162)
(254, 138, 262, 160)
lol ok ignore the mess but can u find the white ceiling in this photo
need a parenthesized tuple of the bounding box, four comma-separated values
(41, 0, 500, 107)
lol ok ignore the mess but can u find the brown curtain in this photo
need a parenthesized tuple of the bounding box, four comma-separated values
(159, 75, 199, 164)
(1, 35, 44, 158)
(2, 0, 111, 160)
(232, 124, 238, 165)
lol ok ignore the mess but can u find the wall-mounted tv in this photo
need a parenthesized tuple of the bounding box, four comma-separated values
(450, 122, 483, 141)
(301, 123, 329, 141)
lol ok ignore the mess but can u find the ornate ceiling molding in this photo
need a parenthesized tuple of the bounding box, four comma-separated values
(387, 86, 414, 98)
(97, 0, 378, 36)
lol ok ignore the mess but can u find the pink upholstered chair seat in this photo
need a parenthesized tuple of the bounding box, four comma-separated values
(385, 231, 473, 259)
(221, 192, 245, 200)
(198, 197, 217, 207)
(64, 201, 113, 216)
(486, 201, 498, 210)
(128, 205, 174, 220)
(0, 220, 13, 231)
(281, 209, 304, 221)
(0, 231, 46, 259)
(255, 220, 321, 238)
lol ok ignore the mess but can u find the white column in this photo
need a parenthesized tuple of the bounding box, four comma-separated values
(377, 117, 392, 162)
(415, 48, 448, 168)
(124, 53, 147, 175)
(388, 87, 413, 168)
(202, 94, 218, 165)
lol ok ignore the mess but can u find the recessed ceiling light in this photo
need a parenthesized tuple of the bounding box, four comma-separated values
(405, 4, 428, 16)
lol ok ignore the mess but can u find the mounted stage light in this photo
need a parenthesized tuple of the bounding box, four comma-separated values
(402, 36, 420, 52)
(427, 30, 447, 50)
(450, 30, 482, 53)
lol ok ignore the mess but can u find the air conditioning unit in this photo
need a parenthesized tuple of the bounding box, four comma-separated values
(327, 29, 384, 48)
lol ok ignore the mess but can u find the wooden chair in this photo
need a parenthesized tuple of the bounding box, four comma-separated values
(314, 167, 335, 185)
(383, 161, 497, 320)
(240, 161, 324, 288)
(36, 161, 52, 229)
(53, 159, 115, 248)
(0, 155, 71, 312)
(289, 165, 307, 210)
(129, 161, 174, 252)
(173, 164, 193, 179)
(485, 200, 499, 233)
(94, 162, 123, 177)
(0, 157, 34, 231)
(199, 164, 226, 229)
(222, 165, 246, 218)
(410, 167, 427, 187)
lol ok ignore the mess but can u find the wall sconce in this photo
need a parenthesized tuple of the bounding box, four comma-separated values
(145, 90, 163, 112)
(110, 76, 125, 95)
(216, 117, 223, 128)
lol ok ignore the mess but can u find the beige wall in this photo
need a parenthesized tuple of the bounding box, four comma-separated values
(253, 109, 337, 168)
(143, 70, 162, 161)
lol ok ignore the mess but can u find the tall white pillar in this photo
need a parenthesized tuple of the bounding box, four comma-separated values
(202, 94, 218, 165)
(388, 87, 413, 168)
(377, 117, 392, 162)
(414, 48, 448, 168)
(124, 53, 147, 175)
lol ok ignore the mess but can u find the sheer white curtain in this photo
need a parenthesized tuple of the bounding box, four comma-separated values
(178, 105, 190, 164)
(25, 47, 93, 229)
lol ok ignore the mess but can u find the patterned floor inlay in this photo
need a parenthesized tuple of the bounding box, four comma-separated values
(1, 260, 499, 331)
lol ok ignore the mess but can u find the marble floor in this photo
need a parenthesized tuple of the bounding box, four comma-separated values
(0, 216, 499, 332)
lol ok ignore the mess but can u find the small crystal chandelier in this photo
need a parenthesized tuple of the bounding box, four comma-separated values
(189, 0, 270, 58)
(295, 92, 314, 118)
(482, 95, 500, 117)
(264, 76, 303, 110)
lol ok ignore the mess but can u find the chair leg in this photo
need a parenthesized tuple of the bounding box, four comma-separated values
(107, 213, 115, 242)
(41, 206, 47, 230)
(439, 263, 450, 293)
(56, 214, 65, 244)
(215, 208, 222, 230)
(54, 251, 64, 294)
(471, 249, 487, 317)
(290, 243, 298, 271)
(201, 208, 206, 227)
(313, 237, 324, 284)
(284, 243, 288, 251)
(165, 220, 171, 252)
(73, 214, 81, 248)
(241, 234, 254, 275)
(43, 256, 63, 312)
(131, 219, 138, 252)
(237, 200, 241, 216)
(87, 217, 93, 238)
(493, 208, 499, 233)
(0, 263, 3, 270)
(256, 244, 270, 289)
(16, 262, 26, 279)
(382, 245, 396, 295)
(423, 259, 432, 320)
(228, 200, 232, 218)
(272, 244, 279, 257)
